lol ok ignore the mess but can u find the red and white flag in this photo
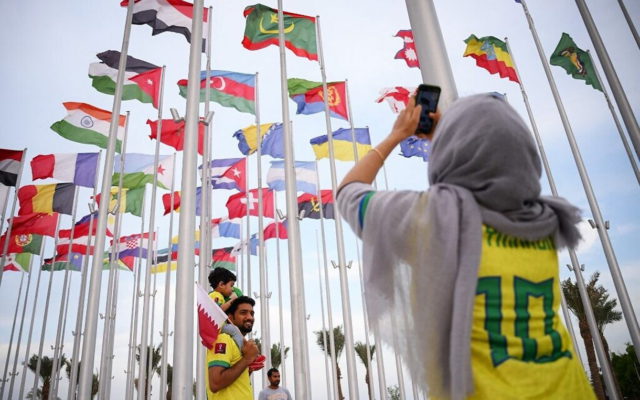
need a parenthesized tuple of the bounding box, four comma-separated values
(394, 29, 420, 68)
(226, 189, 274, 219)
(196, 284, 228, 349)
(375, 86, 416, 113)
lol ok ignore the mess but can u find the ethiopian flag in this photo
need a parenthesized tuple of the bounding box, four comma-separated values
(463, 35, 519, 83)
(550, 33, 602, 91)
(242, 3, 317, 61)
(50, 102, 126, 153)
(287, 78, 349, 120)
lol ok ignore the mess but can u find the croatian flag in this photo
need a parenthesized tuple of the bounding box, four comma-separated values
(266, 160, 317, 194)
(31, 153, 100, 188)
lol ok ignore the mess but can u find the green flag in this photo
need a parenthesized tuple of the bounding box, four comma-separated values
(3, 253, 32, 272)
(550, 33, 602, 91)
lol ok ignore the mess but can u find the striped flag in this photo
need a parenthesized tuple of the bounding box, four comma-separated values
(0, 149, 25, 187)
(17, 183, 75, 216)
(30, 153, 99, 188)
(267, 160, 317, 194)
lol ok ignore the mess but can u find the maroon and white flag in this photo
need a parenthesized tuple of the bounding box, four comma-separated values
(394, 29, 420, 68)
(376, 86, 416, 113)
(196, 284, 228, 349)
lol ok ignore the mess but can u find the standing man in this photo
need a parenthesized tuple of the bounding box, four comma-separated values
(258, 368, 292, 400)
(207, 296, 260, 400)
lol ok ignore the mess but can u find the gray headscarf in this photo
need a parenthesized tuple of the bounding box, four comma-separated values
(342, 93, 582, 400)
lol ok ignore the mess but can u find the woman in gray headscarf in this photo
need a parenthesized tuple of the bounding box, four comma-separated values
(337, 93, 595, 400)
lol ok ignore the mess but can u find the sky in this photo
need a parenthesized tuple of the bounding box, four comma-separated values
(0, 0, 639, 399)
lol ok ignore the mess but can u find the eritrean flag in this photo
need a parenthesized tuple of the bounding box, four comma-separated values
(463, 35, 519, 83)
(17, 183, 75, 216)
(242, 3, 317, 61)
(177, 70, 255, 115)
(287, 78, 349, 121)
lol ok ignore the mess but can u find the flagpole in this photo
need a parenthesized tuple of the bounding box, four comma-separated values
(78, 0, 134, 396)
(316, 16, 359, 399)
(104, 265, 121, 400)
(0, 271, 25, 398)
(403, 0, 458, 109)
(67, 149, 101, 400)
(172, 0, 204, 396)
(51, 260, 76, 400)
(519, 0, 640, 364)
(276, 2, 310, 397)
(573, 0, 640, 159)
(617, 0, 640, 49)
(315, 230, 335, 400)
(273, 195, 287, 387)
(373, 324, 387, 400)
(0, 148, 25, 235)
(393, 333, 407, 400)
(159, 153, 177, 400)
(145, 241, 159, 399)
(18, 238, 46, 400)
(0, 147, 27, 288)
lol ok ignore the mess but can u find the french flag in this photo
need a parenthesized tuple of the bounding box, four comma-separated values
(31, 153, 99, 188)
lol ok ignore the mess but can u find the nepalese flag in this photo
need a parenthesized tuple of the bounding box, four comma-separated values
(196, 284, 229, 349)
(8, 213, 59, 237)
(297, 190, 335, 220)
(18, 183, 75, 216)
(0, 149, 25, 187)
(211, 217, 242, 239)
(3, 253, 32, 272)
(400, 137, 430, 162)
(43, 252, 84, 272)
(226, 189, 275, 219)
(394, 30, 420, 68)
(264, 220, 287, 240)
(50, 103, 126, 153)
(113, 153, 174, 190)
(121, 0, 210, 52)
(89, 50, 162, 108)
(233, 123, 284, 159)
(463, 35, 519, 83)
(177, 70, 256, 114)
(111, 232, 153, 259)
(0, 233, 43, 256)
(31, 153, 99, 188)
(287, 78, 349, 120)
(147, 119, 205, 156)
(266, 160, 318, 194)
(242, 3, 318, 61)
(376, 87, 416, 113)
(203, 158, 245, 191)
(310, 128, 372, 161)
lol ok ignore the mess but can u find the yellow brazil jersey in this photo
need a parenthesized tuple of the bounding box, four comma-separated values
(206, 333, 252, 400)
(468, 225, 595, 399)
(209, 291, 225, 307)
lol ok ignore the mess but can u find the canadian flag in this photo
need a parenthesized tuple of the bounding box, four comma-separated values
(375, 87, 416, 113)
(196, 284, 229, 349)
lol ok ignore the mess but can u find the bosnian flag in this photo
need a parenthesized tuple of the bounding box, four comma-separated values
(266, 160, 317, 194)
(31, 153, 100, 188)
(196, 283, 229, 349)
(375, 87, 416, 113)
(121, 0, 210, 52)
(177, 70, 256, 114)
(203, 158, 245, 191)
(50, 102, 126, 152)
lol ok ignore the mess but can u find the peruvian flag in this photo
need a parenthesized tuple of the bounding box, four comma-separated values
(376, 87, 416, 113)
(394, 30, 420, 68)
(226, 189, 274, 219)
(196, 284, 229, 349)
(130, 67, 162, 108)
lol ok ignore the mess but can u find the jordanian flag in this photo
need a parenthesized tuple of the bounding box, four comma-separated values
(242, 3, 317, 61)
(50, 102, 126, 153)
(89, 51, 162, 108)
(177, 70, 256, 114)
(550, 33, 602, 91)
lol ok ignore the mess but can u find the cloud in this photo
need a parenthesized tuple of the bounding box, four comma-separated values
(575, 220, 599, 254)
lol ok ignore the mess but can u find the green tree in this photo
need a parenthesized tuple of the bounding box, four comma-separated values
(611, 344, 640, 399)
(354, 341, 376, 400)
(387, 384, 400, 400)
(26, 354, 67, 400)
(135, 344, 163, 399)
(315, 326, 345, 400)
(270, 342, 290, 369)
(160, 363, 173, 400)
(64, 359, 99, 399)
(562, 272, 622, 399)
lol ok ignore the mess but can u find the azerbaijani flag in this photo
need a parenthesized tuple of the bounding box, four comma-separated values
(31, 153, 100, 188)
(113, 153, 174, 190)
(50, 102, 126, 152)
(17, 183, 75, 216)
(242, 4, 317, 61)
(463, 35, 519, 83)
(177, 70, 256, 114)
(309, 127, 371, 161)
(287, 78, 349, 120)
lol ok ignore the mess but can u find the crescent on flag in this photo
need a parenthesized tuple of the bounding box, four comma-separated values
(259, 13, 295, 34)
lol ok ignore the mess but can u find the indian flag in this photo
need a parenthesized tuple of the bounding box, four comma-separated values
(50, 102, 126, 153)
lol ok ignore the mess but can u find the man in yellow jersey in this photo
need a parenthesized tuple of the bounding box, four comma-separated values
(207, 296, 260, 400)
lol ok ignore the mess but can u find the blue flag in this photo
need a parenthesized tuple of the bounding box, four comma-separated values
(399, 137, 430, 161)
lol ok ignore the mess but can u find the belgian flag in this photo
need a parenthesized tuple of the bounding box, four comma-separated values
(17, 183, 75, 216)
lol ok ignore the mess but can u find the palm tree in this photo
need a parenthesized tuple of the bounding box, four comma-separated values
(354, 342, 376, 400)
(64, 359, 99, 399)
(270, 342, 290, 369)
(315, 325, 345, 400)
(158, 363, 173, 400)
(135, 343, 163, 399)
(27, 354, 67, 400)
(562, 272, 622, 400)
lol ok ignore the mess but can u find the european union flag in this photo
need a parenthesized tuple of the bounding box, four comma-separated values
(399, 137, 430, 161)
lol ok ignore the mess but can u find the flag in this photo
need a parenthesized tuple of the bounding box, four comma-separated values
(205, 158, 245, 191)
(297, 190, 334, 219)
(18, 183, 75, 216)
(147, 119, 205, 155)
(232, 123, 284, 159)
(287, 78, 349, 120)
(31, 153, 99, 188)
(376, 87, 415, 113)
(0, 233, 43, 256)
(60, 211, 114, 238)
(50, 102, 126, 152)
(217, 158, 246, 192)
(399, 137, 430, 161)
(264, 220, 287, 240)
(177, 70, 256, 114)
(113, 153, 174, 189)
(89, 50, 161, 107)
(162, 187, 203, 216)
(151, 257, 177, 274)
(242, 3, 318, 61)
(463, 34, 519, 83)
(310, 127, 371, 161)
(211, 217, 242, 239)
(95, 187, 145, 217)
(43, 252, 84, 272)
(103, 252, 134, 272)
(0, 149, 24, 187)
(196, 283, 229, 349)
(226, 189, 274, 219)
(8, 213, 59, 237)
(121, 0, 210, 52)
(0, 185, 8, 214)
(212, 247, 238, 271)
(550, 33, 602, 91)
(266, 160, 317, 194)
(394, 30, 420, 68)
(3, 253, 32, 272)
(112, 232, 152, 259)
(57, 235, 94, 256)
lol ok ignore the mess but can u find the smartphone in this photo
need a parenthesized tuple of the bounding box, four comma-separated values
(415, 84, 441, 134)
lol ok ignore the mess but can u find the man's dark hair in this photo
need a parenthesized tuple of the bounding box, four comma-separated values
(208, 267, 236, 289)
(267, 368, 279, 378)
(226, 296, 255, 316)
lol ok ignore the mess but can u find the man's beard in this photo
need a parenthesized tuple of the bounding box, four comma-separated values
(238, 323, 253, 335)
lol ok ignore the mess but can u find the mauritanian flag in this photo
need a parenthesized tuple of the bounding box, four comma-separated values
(18, 183, 75, 216)
(31, 153, 99, 188)
(89, 50, 162, 108)
(113, 153, 174, 190)
(50, 102, 126, 153)
(0, 149, 25, 187)
(463, 35, 519, 83)
(177, 70, 256, 114)
(242, 3, 317, 61)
